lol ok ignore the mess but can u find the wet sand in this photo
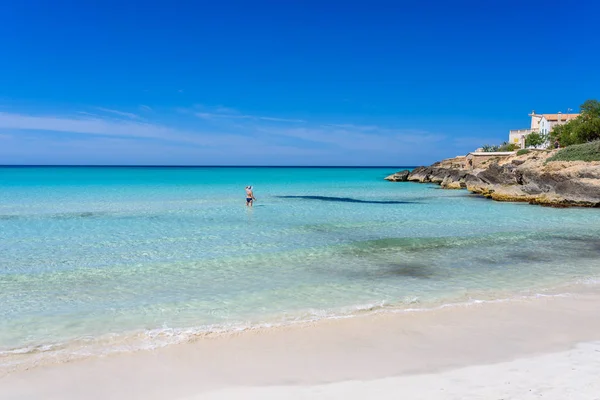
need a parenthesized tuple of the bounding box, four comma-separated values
(2, 287, 600, 400)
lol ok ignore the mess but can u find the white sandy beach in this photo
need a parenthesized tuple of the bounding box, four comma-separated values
(198, 342, 600, 400)
(2, 287, 600, 400)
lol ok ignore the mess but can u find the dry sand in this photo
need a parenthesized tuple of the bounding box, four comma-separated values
(1, 287, 600, 400)
(197, 342, 600, 400)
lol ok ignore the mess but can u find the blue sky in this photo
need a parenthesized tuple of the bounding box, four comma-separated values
(1, 0, 598, 165)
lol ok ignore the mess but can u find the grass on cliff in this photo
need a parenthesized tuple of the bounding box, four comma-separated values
(516, 149, 530, 156)
(546, 141, 600, 162)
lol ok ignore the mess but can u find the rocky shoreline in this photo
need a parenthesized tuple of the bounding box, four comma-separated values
(386, 150, 600, 207)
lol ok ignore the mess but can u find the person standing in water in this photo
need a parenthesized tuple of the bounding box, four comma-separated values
(245, 186, 256, 207)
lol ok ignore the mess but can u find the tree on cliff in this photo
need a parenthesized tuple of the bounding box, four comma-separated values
(580, 99, 600, 118)
(551, 99, 600, 146)
(525, 132, 547, 148)
(578, 99, 600, 142)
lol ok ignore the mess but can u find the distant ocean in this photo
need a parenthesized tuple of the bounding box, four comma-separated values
(1, 166, 600, 371)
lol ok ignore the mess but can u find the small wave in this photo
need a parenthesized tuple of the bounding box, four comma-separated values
(1, 290, 586, 377)
(0, 343, 62, 356)
(577, 276, 600, 285)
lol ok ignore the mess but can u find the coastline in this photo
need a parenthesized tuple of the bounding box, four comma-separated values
(386, 147, 600, 207)
(2, 274, 598, 377)
(2, 284, 600, 400)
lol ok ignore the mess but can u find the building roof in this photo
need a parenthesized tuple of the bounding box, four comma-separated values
(540, 113, 579, 121)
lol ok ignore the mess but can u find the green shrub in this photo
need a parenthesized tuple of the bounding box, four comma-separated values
(498, 143, 519, 152)
(517, 149, 530, 156)
(481, 142, 518, 152)
(481, 144, 498, 152)
(550, 99, 600, 146)
(546, 140, 600, 162)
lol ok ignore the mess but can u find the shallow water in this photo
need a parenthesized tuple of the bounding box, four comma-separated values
(1, 166, 600, 366)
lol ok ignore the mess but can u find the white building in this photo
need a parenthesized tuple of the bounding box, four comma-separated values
(509, 111, 579, 148)
(537, 113, 578, 135)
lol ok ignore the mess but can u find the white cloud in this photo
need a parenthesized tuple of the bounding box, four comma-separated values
(0, 105, 450, 165)
(77, 111, 101, 117)
(139, 105, 152, 112)
(214, 106, 237, 114)
(195, 112, 216, 120)
(95, 107, 141, 120)
(0, 123, 330, 165)
(0, 112, 163, 139)
(258, 116, 305, 123)
(0, 112, 256, 148)
(324, 123, 379, 131)
(191, 105, 305, 124)
(188, 105, 446, 155)
(256, 124, 446, 153)
(194, 112, 251, 120)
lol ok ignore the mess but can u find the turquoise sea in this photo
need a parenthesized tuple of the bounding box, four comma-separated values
(1, 166, 600, 369)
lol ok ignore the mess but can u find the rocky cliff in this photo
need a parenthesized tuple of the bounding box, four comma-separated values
(386, 150, 600, 207)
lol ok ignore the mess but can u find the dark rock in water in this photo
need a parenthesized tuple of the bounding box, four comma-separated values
(476, 163, 518, 185)
(406, 166, 434, 183)
(384, 170, 411, 182)
(440, 169, 468, 189)
(403, 166, 468, 189)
